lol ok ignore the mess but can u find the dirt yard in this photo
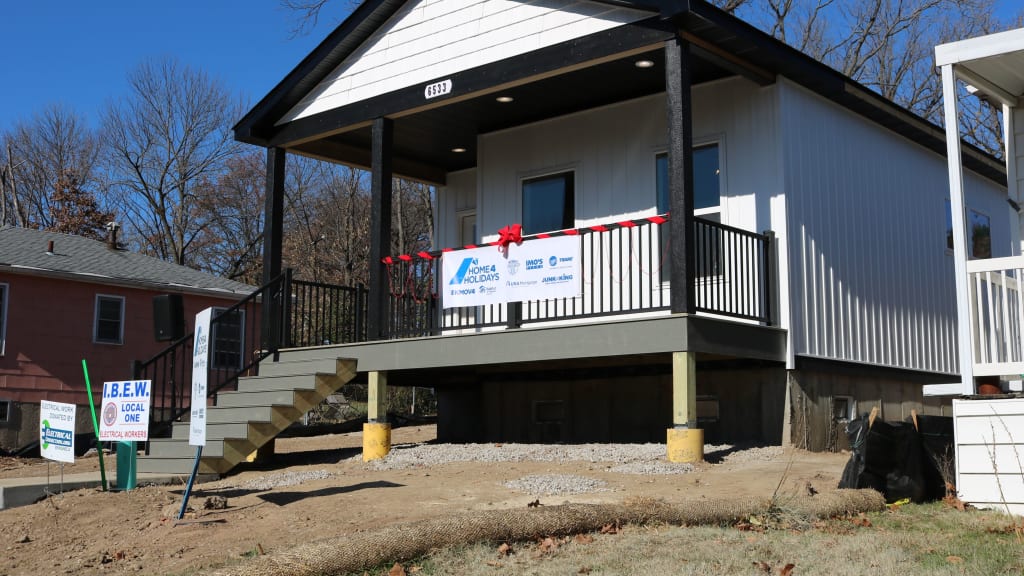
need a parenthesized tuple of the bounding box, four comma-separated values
(0, 425, 849, 575)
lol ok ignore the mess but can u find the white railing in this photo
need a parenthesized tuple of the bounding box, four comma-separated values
(966, 255, 1024, 376)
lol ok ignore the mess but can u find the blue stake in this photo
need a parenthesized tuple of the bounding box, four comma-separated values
(177, 445, 203, 520)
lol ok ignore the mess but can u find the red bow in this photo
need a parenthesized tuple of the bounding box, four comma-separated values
(497, 224, 523, 255)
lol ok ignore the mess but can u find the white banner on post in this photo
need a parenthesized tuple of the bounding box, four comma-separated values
(441, 235, 581, 309)
(40, 400, 76, 463)
(190, 307, 213, 447)
(99, 380, 152, 441)
(441, 246, 507, 308)
(505, 235, 581, 302)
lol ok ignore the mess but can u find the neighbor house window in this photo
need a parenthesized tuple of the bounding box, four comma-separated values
(969, 209, 991, 259)
(0, 400, 9, 423)
(522, 171, 574, 234)
(211, 307, 245, 370)
(94, 295, 125, 344)
(0, 283, 7, 356)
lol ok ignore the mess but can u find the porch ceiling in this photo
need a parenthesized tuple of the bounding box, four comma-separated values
(288, 47, 733, 183)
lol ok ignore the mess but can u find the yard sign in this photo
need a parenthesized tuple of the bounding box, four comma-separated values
(98, 380, 152, 441)
(189, 307, 213, 446)
(39, 400, 76, 463)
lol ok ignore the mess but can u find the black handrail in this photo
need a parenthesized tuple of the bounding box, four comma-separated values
(135, 271, 292, 437)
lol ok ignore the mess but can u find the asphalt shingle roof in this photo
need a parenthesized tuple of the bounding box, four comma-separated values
(0, 226, 254, 296)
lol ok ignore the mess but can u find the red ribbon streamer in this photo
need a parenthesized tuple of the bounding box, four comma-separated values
(497, 223, 523, 254)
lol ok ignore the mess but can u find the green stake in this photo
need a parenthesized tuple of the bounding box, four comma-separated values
(82, 359, 108, 491)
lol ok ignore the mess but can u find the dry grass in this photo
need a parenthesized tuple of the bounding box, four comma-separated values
(365, 502, 1024, 576)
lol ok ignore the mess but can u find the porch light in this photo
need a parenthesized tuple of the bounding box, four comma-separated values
(451, 147, 467, 153)
(496, 95, 514, 103)
(635, 59, 655, 68)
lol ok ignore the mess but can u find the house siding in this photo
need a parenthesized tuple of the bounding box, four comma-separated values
(0, 273, 241, 451)
(280, 0, 652, 124)
(778, 78, 1007, 375)
(953, 397, 1024, 515)
(474, 77, 779, 241)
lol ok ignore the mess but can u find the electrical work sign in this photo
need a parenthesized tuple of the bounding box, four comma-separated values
(98, 380, 152, 441)
(40, 400, 76, 463)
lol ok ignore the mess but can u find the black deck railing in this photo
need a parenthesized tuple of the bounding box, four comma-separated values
(135, 271, 369, 437)
(381, 214, 775, 334)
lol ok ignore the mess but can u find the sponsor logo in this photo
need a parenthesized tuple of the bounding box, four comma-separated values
(102, 402, 117, 427)
(480, 286, 497, 295)
(40, 420, 73, 449)
(449, 258, 500, 285)
(525, 258, 544, 271)
(548, 256, 558, 267)
(542, 273, 574, 284)
(507, 260, 520, 275)
(559, 256, 573, 263)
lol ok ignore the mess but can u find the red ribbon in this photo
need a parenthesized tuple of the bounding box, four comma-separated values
(497, 224, 523, 254)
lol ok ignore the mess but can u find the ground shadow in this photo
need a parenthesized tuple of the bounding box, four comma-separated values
(702, 443, 770, 464)
(257, 480, 404, 506)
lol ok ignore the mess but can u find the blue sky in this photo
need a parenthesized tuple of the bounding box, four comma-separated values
(0, 1, 1020, 135)
(0, 0, 347, 133)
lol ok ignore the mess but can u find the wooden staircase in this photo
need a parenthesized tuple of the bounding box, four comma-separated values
(137, 357, 357, 475)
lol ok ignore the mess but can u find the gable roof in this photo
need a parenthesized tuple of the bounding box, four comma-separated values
(0, 226, 254, 297)
(235, 0, 1004, 185)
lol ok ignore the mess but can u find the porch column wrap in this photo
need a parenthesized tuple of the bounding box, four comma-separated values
(262, 147, 286, 285)
(665, 35, 695, 314)
(368, 117, 394, 340)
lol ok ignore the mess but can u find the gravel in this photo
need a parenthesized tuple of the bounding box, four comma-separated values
(503, 474, 610, 496)
(239, 469, 334, 491)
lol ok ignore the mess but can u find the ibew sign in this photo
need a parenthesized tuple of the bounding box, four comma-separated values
(189, 308, 213, 446)
(99, 380, 152, 441)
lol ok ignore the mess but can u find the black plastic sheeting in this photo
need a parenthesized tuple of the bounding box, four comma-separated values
(838, 414, 954, 503)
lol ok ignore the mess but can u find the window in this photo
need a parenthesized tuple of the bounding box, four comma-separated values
(0, 283, 7, 356)
(94, 295, 125, 344)
(657, 144, 723, 276)
(656, 143, 721, 217)
(0, 400, 9, 423)
(211, 307, 245, 370)
(945, 200, 953, 252)
(522, 171, 574, 234)
(970, 209, 991, 259)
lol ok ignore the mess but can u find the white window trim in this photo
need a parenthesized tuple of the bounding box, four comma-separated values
(0, 283, 7, 357)
(212, 306, 246, 370)
(93, 294, 125, 345)
(518, 164, 578, 234)
(655, 136, 725, 217)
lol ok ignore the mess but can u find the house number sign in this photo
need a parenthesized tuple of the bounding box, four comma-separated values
(424, 79, 452, 99)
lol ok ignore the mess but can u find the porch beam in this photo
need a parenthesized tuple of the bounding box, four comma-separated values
(665, 35, 696, 314)
(367, 117, 394, 341)
(262, 147, 286, 285)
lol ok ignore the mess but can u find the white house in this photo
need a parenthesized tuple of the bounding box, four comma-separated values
(936, 28, 1024, 515)
(138, 0, 1009, 474)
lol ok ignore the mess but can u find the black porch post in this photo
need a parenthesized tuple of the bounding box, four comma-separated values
(262, 147, 286, 285)
(665, 35, 695, 314)
(367, 117, 394, 340)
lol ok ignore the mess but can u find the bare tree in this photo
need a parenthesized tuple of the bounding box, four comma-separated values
(0, 105, 101, 228)
(101, 57, 244, 265)
(191, 150, 267, 283)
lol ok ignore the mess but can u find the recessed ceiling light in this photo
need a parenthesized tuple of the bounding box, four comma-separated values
(451, 147, 467, 153)
(635, 59, 655, 69)
(496, 95, 514, 103)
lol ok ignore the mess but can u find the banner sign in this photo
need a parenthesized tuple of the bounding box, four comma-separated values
(99, 380, 151, 441)
(189, 308, 212, 446)
(40, 400, 76, 463)
(441, 235, 580, 309)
